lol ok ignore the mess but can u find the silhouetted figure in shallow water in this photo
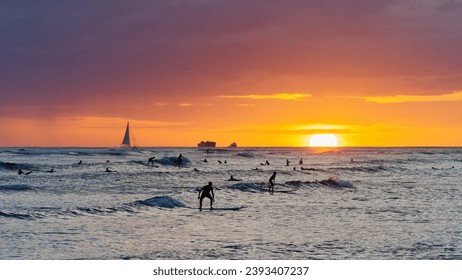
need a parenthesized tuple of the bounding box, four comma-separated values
(299, 158, 303, 165)
(269, 171, 277, 193)
(198, 182, 215, 211)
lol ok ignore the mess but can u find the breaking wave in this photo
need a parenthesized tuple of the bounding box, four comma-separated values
(0, 211, 44, 220)
(228, 183, 263, 192)
(0, 184, 34, 192)
(0, 161, 18, 171)
(316, 177, 355, 189)
(227, 177, 355, 192)
(136, 196, 187, 208)
(155, 156, 191, 167)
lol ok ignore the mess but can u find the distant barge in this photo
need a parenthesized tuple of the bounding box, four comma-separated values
(198, 141, 216, 148)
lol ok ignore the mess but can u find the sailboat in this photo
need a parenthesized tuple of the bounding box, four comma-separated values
(120, 121, 138, 149)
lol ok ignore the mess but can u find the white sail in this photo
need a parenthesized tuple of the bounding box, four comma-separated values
(120, 122, 138, 148)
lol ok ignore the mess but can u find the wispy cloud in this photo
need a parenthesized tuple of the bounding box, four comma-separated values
(221, 123, 353, 135)
(219, 93, 312, 101)
(349, 91, 462, 104)
(178, 103, 193, 107)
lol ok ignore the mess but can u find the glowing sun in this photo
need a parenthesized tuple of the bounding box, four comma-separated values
(309, 134, 338, 147)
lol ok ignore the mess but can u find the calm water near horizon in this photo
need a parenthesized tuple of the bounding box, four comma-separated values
(1, 147, 461, 259)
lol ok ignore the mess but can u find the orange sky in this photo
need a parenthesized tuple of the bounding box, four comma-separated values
(1, 1, 461, 147)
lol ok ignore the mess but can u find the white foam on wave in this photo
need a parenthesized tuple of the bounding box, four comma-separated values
(155, 156, 191, 167)
(138, 196, 187, 208)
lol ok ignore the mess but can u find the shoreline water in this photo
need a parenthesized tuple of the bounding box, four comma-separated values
(1, 147, 461, 259)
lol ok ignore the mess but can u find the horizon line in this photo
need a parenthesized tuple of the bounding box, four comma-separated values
(1, 145, 461, 149)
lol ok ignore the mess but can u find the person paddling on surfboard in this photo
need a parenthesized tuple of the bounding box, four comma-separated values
(198, 181, 215, 211)
(269, 171, 277, 193)
(228, 175, 242, 181)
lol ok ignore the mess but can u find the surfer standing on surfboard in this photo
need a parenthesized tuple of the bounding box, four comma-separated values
(198, 181, 215, 211)
(269, 171, 277, 193)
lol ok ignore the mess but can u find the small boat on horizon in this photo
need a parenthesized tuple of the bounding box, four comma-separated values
(228, 142, 237, 148)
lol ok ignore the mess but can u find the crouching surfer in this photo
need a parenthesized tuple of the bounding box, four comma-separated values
(269, 171, 277, 193)
(198, 181, 215, 211)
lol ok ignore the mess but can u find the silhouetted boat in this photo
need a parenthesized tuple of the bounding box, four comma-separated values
(120, 122, 138, 149)
(198, 141, 216, 148)
(228, 142, 237, 148)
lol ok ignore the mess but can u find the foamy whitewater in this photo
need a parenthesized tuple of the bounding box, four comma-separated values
(1, 147, 461, 259)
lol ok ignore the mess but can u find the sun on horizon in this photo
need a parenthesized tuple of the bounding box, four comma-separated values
(309, 134, 339, 147)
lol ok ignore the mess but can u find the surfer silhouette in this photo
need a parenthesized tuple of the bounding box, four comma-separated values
(18, 169, 32, 175)
(198, 181, 215, 211)
(105, 167, 116, 173)
(269, 171, 277, 193)
(177, 154, 183, 168)
(299, 158, 303, 165)
(147, 156, 155, 166)
(228, 175, 241, 181)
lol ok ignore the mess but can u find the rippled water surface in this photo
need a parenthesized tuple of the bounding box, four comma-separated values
(1, 147, 461, 259)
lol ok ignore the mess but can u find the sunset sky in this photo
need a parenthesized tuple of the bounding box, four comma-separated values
(1, 0, 461, 147)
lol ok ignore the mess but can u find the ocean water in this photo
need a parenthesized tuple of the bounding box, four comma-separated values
(1, 147, 461, 260)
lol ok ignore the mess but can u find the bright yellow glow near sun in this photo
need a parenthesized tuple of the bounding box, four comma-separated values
(309, 134, 338, 147)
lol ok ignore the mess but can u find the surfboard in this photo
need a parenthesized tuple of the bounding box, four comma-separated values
(199, 206, 247, 211)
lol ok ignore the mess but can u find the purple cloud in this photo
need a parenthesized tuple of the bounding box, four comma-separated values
(1, 0, 461, 119)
